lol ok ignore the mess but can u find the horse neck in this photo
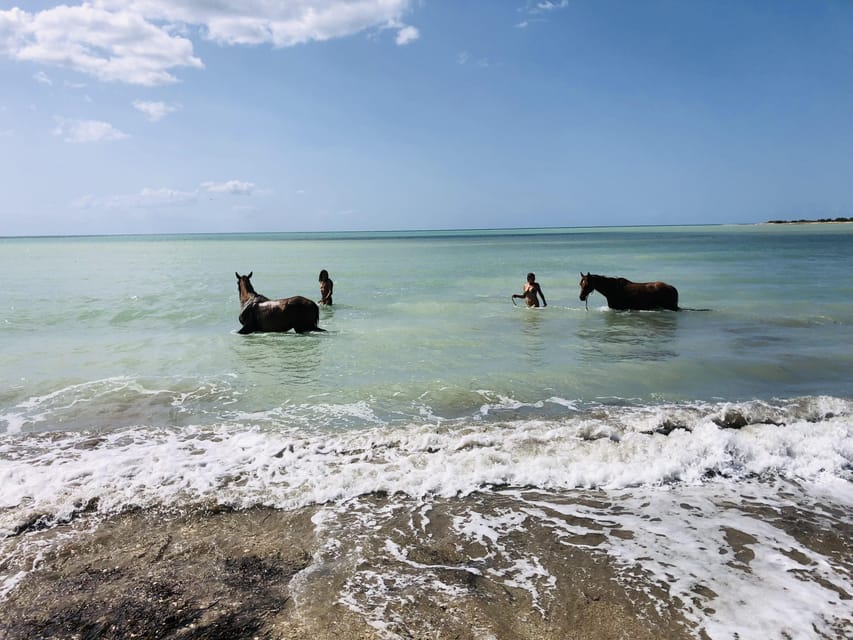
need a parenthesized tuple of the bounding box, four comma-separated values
(238, 283, 256, 306)
(591, 275, 619, 296)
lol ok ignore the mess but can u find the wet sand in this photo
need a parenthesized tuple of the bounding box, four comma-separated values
(0, 496, 695, 640)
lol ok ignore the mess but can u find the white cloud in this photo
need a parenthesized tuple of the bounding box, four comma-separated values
(0, 2, 418, 85)
(202, 180, 256, 195)
(53, 117, 129, 143)
(133, 99, 181, 122)
(395, 24, 419, 45)
(110, 0, 414, 47)
(33, 70, 52, 85)
(1, 4, 203, 86)
(456, 51, 470, 65)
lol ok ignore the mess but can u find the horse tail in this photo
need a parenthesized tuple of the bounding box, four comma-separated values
(670, 286, 680, 311)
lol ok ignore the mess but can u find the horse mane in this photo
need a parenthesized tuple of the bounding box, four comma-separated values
(591, 274, 632, 286)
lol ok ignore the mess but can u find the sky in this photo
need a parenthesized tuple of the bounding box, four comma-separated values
(1, 0, 852, 236)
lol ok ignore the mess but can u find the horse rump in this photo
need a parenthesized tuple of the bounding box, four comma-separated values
(286, 295, 325, 333)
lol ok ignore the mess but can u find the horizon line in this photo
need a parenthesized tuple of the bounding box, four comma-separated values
(0, 221, 765, 241)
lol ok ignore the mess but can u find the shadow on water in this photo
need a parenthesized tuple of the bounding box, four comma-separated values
(231, 331, 323, 385)
(576, 310, 680, 362)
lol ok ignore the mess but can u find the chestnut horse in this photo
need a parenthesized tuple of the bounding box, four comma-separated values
(579, 272, 679, 311)
(236, 272, 324, 334)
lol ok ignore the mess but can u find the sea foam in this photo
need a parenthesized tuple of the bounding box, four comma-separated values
(1, 397, 851, 536)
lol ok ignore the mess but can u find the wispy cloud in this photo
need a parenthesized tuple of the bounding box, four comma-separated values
(456, 50, 490, 68)
(516, 0, 568, 26)
(534, 0, 569, 11)
(74, 179, 260, 210)
(52, 117, 129, 143)
(0, 2, 420, 86)
(74, 187, 197, 210)
(33, 70, 52, 85)
(133, 100, 181, 122)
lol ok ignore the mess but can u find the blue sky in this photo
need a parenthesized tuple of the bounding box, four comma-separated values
(1, 0, 852, 236)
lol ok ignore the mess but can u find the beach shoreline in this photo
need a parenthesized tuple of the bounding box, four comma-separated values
(1, 498, 697, 640)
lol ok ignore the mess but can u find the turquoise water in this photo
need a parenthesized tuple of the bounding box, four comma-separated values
(2, 224, 852, 432)
(2, 225, 852, 638)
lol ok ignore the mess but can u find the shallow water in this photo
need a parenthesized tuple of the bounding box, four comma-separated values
(1, 224, 852, 638)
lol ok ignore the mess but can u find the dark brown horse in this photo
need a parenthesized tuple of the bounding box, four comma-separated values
(579, 272, 680, 311)
(236, 272, 325, 334)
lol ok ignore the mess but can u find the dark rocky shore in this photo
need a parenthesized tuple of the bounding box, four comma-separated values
(0, 500, 695, 640)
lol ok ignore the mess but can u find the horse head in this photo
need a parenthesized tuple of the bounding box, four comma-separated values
(236, 271, 256, 305)
(579, 272, 594, 301)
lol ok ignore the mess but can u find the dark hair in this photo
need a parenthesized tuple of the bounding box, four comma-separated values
(319, 269, 329, 281)
(527, 272, 535, 280)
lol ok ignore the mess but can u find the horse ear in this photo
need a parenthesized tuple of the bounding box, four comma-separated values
(248, 271, 252, 279)
(580, 272, 583, 278)
(235, 272, 240, 279)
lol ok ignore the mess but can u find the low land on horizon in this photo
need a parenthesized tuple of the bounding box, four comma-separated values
(767, 217, 853, 224)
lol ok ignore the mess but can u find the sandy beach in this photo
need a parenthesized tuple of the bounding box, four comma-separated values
(1, 496, 699, 640)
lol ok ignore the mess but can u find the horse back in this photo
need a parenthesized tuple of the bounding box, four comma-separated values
(621, 281, 679, 311)
(258, 295, 322, 332)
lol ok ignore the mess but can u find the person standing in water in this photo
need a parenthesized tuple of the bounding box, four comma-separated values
(512, 272, 547, 307)
(319, 269, 333, 305)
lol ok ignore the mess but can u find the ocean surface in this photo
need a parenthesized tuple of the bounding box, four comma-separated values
(1, 224, 852, 638)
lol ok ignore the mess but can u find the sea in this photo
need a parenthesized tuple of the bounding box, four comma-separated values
(1, 224, 852, 638)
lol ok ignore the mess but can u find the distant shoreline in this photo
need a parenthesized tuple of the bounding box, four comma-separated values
(767, 217, 853, 224)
